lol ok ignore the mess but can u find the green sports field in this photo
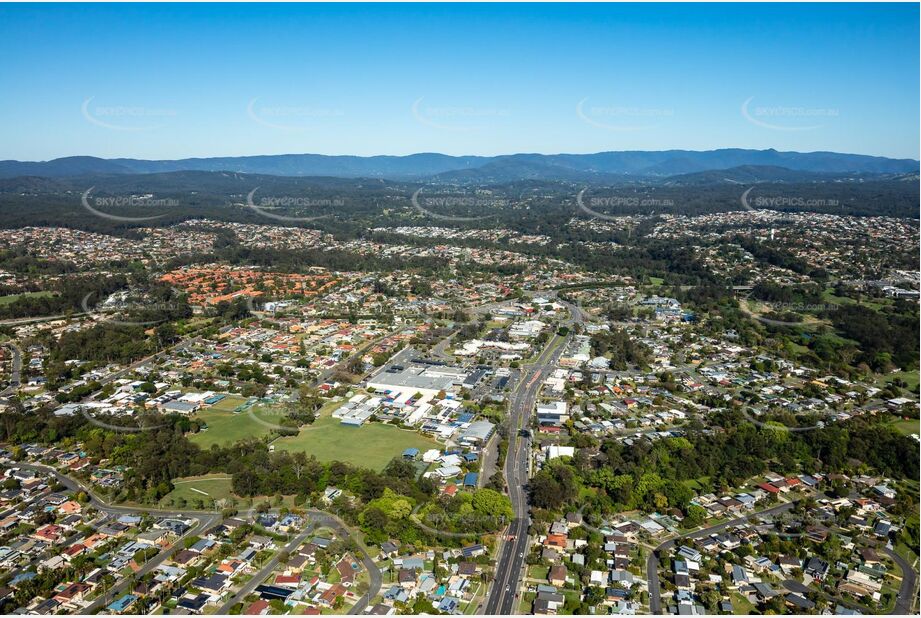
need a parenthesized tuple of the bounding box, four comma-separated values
(0, 291, 55, 306)
(159, 474, 300, 509)
(186, 396, 441, 470)
(159, 474, 235, 507)
(271, 413, 440, 471)
(188, 399, 286, 448)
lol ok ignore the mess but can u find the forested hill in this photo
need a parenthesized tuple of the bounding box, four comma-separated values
(0, 148, 917, 180)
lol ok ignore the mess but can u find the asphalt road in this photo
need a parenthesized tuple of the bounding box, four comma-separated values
(4, 512, 108, 583)
(311, 328, 405, 387)
(217, 521, 318, 613)
(884, 544, 918, 615)
(647, 497, 919, 616)
(12, 463, 382, 614)
(1, 341, 22, 395)
(428, 327, 459, 361)
(303, 509, 383, 615)
(15, 462, 211, 519)
(647, 500, 797, 614)
(484, 304, 580, 615)
(218, 508, 382, 615)
(79, 335, 204, 405)
(477, 430, 501, 489)
(84, 512, 220, 613)
(0, 312, 91, 326)
(482, 364, 543, 615)
(16, 460, 222, 614)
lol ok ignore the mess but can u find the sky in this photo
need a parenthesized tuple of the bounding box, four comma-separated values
(0, 3, 918, 161)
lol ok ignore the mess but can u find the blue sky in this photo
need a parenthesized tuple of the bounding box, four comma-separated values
(0, 3, 917, 160)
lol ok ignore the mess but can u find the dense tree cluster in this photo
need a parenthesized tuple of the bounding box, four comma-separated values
(826, 302, 919, 371)
(589, 328, 651, 369)
(529, 412, 919, 523)
(0, 274, 131, 320)
(0, 409, 510, 546)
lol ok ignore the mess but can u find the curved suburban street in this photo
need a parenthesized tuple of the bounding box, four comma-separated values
(12, 462, 382, 615)
(647, 497, 919, 616)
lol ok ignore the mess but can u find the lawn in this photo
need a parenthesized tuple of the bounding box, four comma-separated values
(462, 582, 484, 614)
(730, 592, 758, 614)
(881, 369, 920, 392)
(528, 565, 550, 581)
(681, 476, 711, 492)
(160, 474, 306, 510)
(784, 340, 812, 356)
(160, 474, 234, 508)
(0, 291, 54, 306)
(188, 402, 285, 448)
(205, 393, 251, 413)
(821, 288, 888, 311)
(742, 299, 826, 327)
(271, 413, 440, 471)
(889, 418, 920, 436)
(519, 592, 535, 614)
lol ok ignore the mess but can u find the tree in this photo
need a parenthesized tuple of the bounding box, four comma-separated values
(529, 472, 564, 510)
(472, 488, 513, 522)
(699, 588, 721, 612)
(682, 504, 707, 528)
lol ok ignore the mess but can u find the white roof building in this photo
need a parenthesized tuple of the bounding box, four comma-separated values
(545, 445, 575, 460)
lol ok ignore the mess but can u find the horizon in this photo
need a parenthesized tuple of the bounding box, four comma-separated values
(1, 3, 918, 161)
(7, 146, 921, 164)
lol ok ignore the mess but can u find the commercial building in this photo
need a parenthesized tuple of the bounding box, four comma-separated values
(367, 362, 469, 402)
(536, 401, 569, 427)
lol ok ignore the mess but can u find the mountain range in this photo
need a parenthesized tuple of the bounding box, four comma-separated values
(0, 149, 916, 183)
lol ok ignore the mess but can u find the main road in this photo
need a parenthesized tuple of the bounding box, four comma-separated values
(484, 300, 583, 614)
